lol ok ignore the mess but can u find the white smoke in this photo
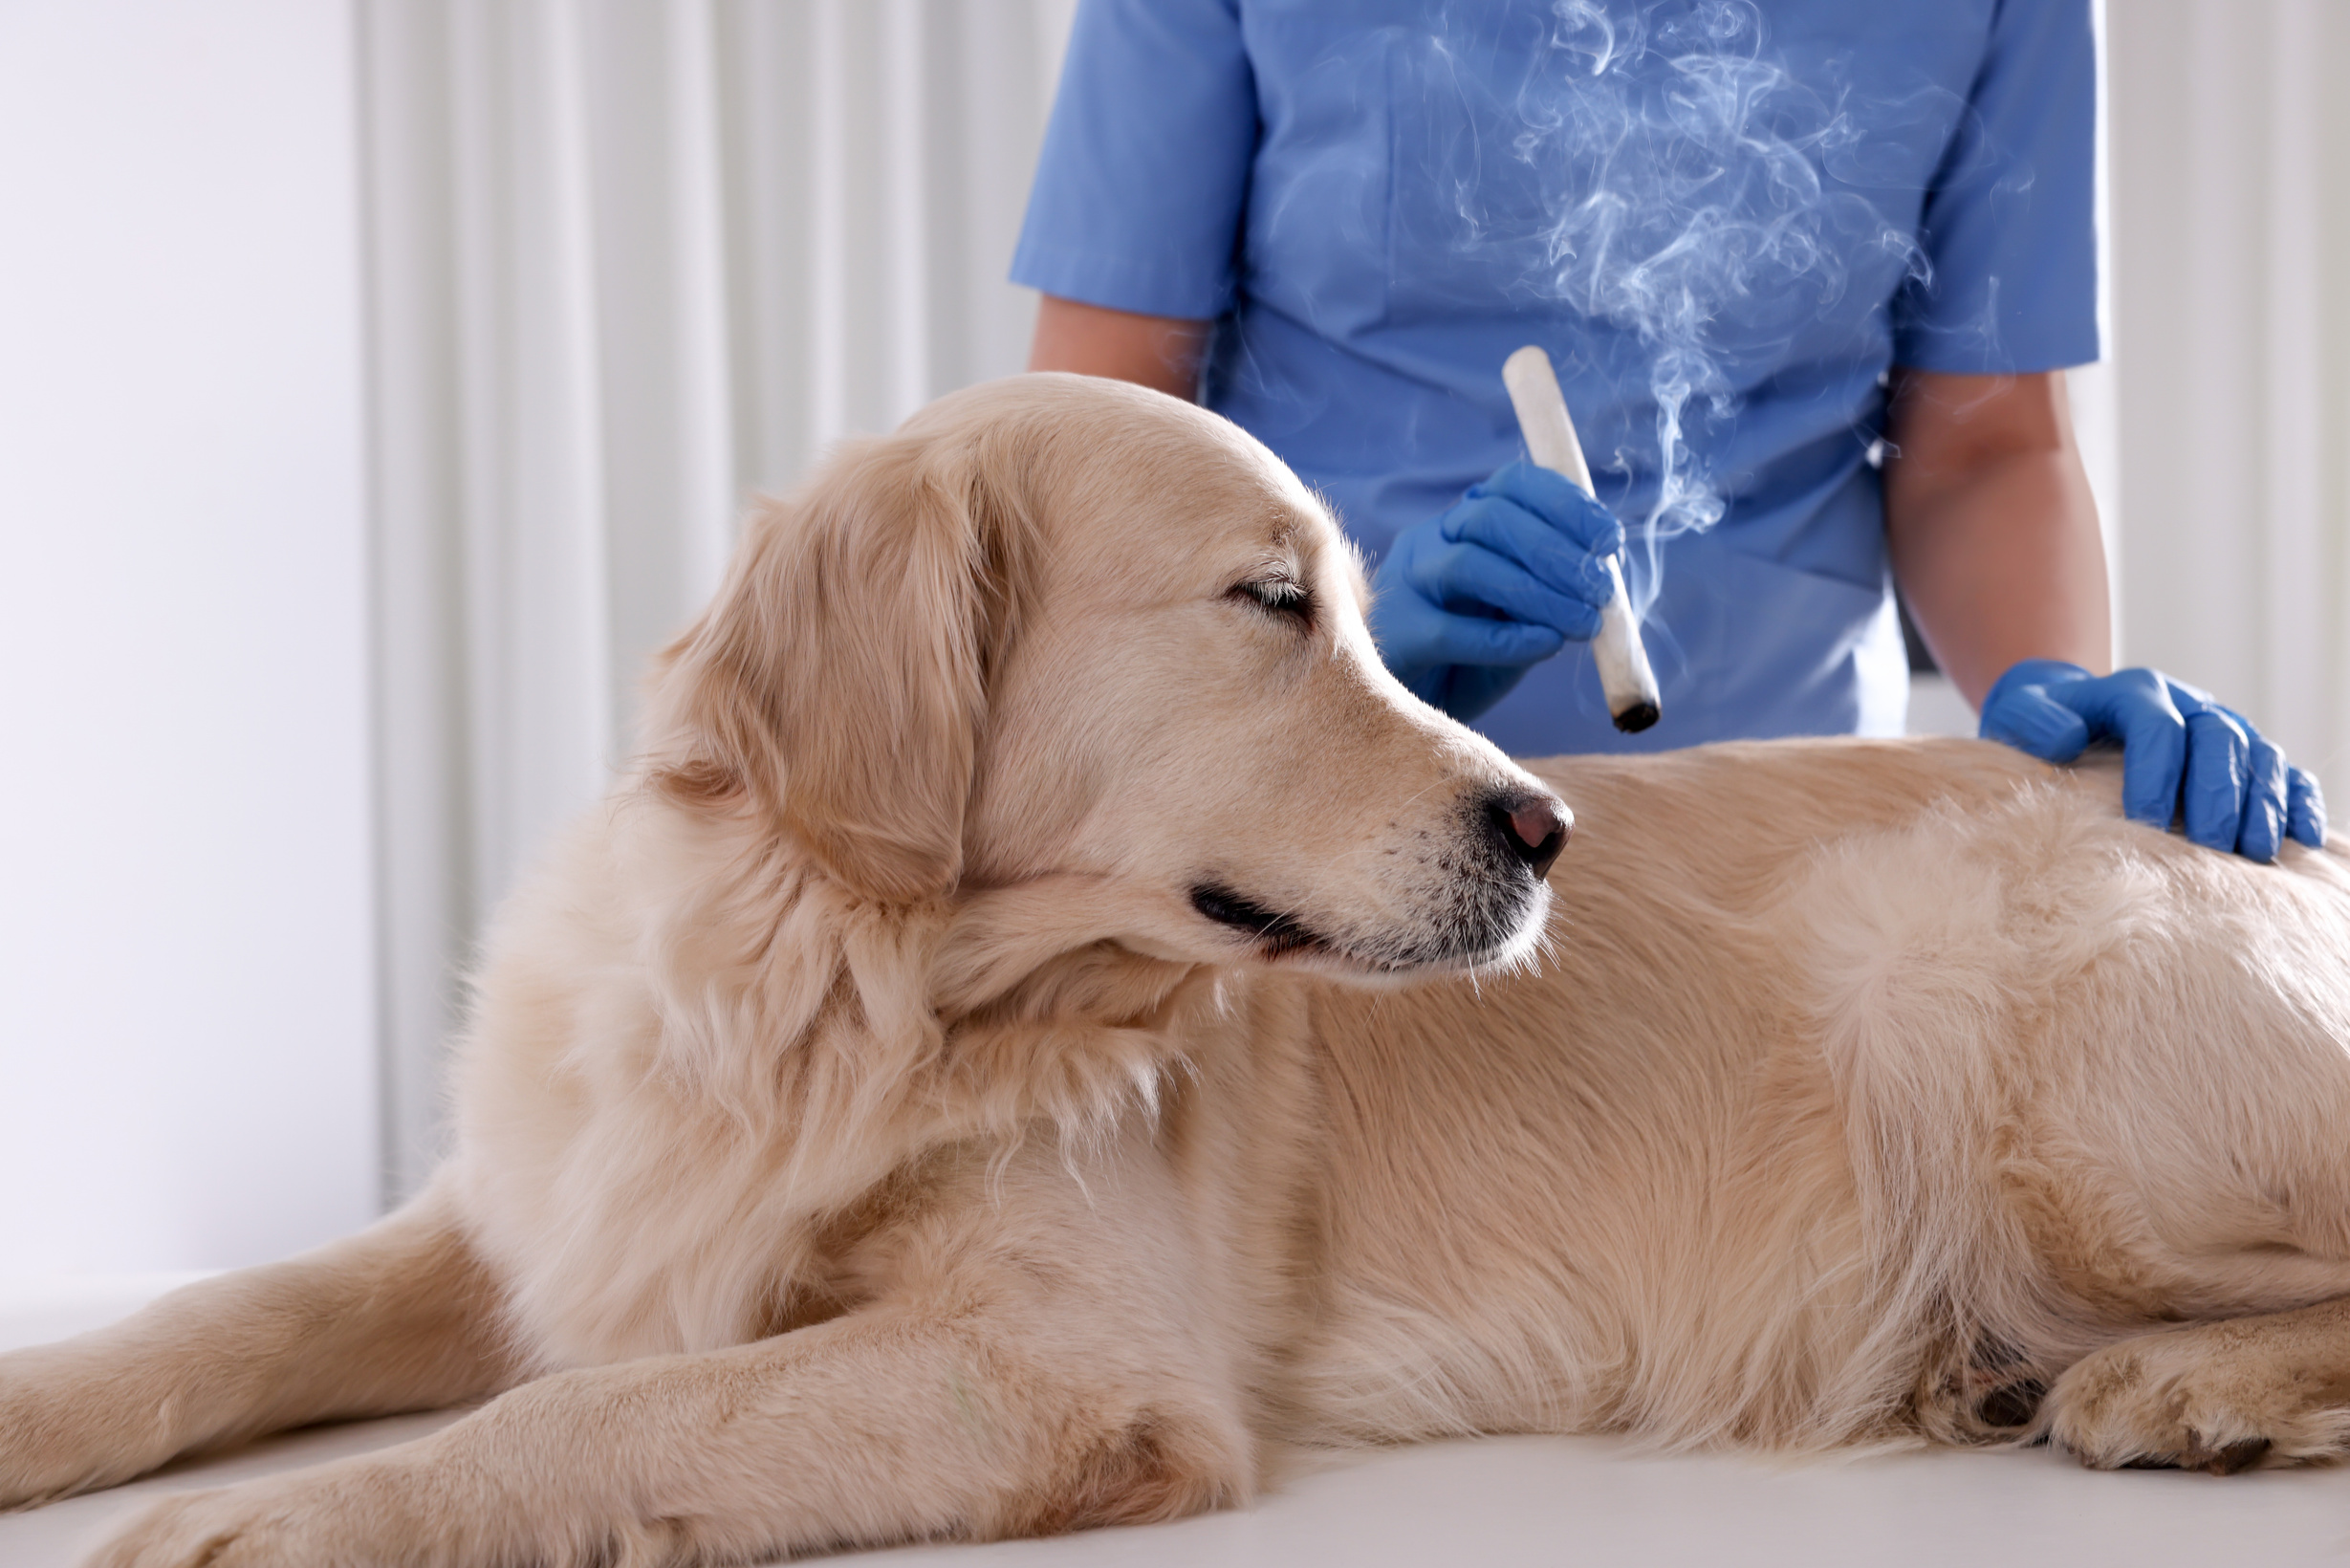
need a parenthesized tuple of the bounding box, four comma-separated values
(1450, 0, 1941, 612)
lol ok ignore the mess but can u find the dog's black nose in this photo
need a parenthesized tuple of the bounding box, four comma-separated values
(1487, 790, 1570, 881)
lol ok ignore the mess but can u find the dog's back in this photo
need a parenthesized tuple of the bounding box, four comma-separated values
(1288, 737, 2350, 1453)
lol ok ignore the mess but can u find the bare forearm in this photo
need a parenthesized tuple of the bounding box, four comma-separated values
(1883, 369, 2111, 708)
(1028, 294, 1208, 401)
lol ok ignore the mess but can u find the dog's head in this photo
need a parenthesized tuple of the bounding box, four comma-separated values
(642, 374, 1566, 986)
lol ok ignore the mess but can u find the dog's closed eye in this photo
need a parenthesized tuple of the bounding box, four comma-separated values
(1228, 577, 1314, 627)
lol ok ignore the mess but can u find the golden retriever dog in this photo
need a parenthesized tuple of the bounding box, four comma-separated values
(7, 374, 2350, 1566)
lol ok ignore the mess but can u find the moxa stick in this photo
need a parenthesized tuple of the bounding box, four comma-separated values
(1501, 345, 1662, 733)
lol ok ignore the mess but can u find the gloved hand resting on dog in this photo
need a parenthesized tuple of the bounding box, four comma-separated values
(1980, 658, 2327, 862)
(1376, 469, 2328, 863)
(1370, 461, 1623, 723)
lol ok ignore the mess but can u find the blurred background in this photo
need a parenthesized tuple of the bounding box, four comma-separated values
(1, 0, 2344, 1280)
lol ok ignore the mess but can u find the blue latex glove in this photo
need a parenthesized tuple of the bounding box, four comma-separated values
(1979, 658, 2327, 861)
(1369, 461, 1625, 722)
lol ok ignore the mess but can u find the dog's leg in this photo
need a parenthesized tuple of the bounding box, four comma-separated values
(0, 1184, 516, 1508)
(2044, 1296, 2350, 1472)
(83, 1292, 1249, 1568)
(83, 1143, 1252, 1568)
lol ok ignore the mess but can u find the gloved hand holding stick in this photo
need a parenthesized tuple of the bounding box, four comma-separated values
(1502, 346, 1662, 733)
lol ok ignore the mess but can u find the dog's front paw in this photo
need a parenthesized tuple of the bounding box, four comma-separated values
(2045, 1320, 2350, 1473)
(83, 1484, 321, 1568)
(83, 1455, 686, 1568)
(83, 1464, 440, 1568)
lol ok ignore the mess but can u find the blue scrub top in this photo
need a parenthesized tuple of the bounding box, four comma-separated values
(1012, 0, 2100, 756)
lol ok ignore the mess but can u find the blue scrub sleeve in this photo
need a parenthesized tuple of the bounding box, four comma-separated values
(1010, 0, 1258, 321)
(1893, 0, 2100, 374)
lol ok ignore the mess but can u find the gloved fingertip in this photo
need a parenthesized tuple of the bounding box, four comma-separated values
(2289, 773, 2329, 848)
(2122, 782, 2182, 832)
(2237, 800, 2284, 863)
(1981, 686, 2090, 763)
(2119, 741, 2187, 828)
(2117, 731, 2189, 829)
(2183, 774, 2249, 856)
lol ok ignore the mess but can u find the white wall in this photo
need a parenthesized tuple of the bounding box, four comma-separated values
(2106, 0, 2350, 810)
(0, 0, 378, 1275)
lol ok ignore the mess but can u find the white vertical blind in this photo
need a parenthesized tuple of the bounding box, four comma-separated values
(358, 0, 1076, 1196)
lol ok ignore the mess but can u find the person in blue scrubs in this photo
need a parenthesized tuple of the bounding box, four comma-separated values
(1014, 0, 2324, 860)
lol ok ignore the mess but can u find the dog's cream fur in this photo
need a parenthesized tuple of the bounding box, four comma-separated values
(10, 375, 2350, 1565)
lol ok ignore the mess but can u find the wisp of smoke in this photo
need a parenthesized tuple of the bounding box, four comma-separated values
(1464, 0, 1933, 614)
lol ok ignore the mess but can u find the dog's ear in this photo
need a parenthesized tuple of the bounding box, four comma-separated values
(644, 432, 1012, 903)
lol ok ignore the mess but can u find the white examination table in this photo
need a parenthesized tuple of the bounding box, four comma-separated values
(2, 1276, 2343, 1567)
